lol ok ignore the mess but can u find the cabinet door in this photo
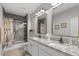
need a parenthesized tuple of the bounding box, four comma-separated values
(29, 39, 39, 56)
(32, 45, 39, 56)
(28, 42, 32, 55)
(27, 39, 33, 55)
(39, 48, 49, 56)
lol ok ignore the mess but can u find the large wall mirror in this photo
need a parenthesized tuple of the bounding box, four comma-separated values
(37, 13, 47, 34)
(52, 4, 79, 37)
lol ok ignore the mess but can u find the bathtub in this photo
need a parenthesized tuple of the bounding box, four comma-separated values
(3, 42, 28, 52)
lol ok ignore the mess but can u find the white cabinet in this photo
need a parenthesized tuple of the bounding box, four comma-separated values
(39, 48, 49, 56)
(31, 45, 38, 56)
(28, 39, 39, 56)
(28, 39, 70, 56)
(28, 40, 32, 55)
(28, 43, 32, 54)
(39, 43, 70, 56)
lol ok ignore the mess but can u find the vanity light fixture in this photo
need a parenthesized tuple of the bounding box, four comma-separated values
(40, 9, 45, 13)
(35, 9, 45, 16)
(35, 13, 39, 16)
(35, 12, 41, 16)
(22, 23, 27, 25)
(38, 11, 41, 15)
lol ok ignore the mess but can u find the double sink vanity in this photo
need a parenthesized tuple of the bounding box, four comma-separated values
(28, 37, 79, 56)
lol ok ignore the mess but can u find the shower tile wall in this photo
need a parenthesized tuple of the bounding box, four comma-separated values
(13, 20, 24, 42)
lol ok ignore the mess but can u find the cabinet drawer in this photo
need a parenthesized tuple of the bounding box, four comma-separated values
(39, 43, 68, 56)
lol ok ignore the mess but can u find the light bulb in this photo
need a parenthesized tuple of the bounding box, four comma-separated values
(40, 9, 45, 13)
(35, 13, 38, 16)
(35, 11, 41, 16)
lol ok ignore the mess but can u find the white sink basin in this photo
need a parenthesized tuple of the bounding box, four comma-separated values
(48, 41, 69, 52)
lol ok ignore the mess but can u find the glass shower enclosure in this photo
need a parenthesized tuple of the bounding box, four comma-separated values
(13, 20, 26, 43)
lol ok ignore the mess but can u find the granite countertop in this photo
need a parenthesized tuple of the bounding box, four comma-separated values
(29, 37, 79, 56)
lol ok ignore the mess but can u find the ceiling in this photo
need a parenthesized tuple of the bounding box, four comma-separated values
(2, 3, 42, 16)
(52, 3, 79, 15)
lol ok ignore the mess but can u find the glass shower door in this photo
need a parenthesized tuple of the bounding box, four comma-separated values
(13, 20, 25, 43)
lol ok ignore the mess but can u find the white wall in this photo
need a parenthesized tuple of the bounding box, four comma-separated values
(30, 17, 35, 31)
(53, 6, 79, 36)
(47, 9, 52, 34)
(27, 14, 32, 39)
(28, 15, 32, 30)
(34, 17, 38, 34)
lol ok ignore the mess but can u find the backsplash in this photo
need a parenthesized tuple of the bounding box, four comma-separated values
(29, 32, 79, 46)
(71, 37, 78, 46)
(50, 35, 79, 46)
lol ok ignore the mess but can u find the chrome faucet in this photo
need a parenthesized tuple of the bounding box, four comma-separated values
(59, 36, 63, 43)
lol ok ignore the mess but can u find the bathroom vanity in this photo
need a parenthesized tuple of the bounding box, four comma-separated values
(28, 37, 79, 56)
(28, 4, 79, 56)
